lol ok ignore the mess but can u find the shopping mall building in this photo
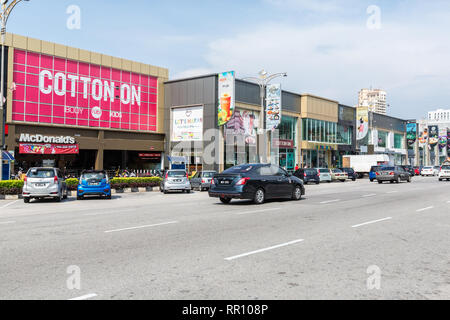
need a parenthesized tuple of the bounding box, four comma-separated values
(1, 33, 168, 175)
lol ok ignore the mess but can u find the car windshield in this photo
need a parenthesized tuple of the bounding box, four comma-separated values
(383, 167, 395, 171)
(82, 172, 106, 180)
(343, 168, 354, 173)
(305, 169, 317, 174)
(27, 169, 55, 178)
(319, 169, 329, 173)
(333, 169, 342, 173)
(168, 171, 186, 177)
(202, 172, 215, 178)
(441, 166, 450, 170)
(371, 167, 380, 172)
(223, 165, 254, 174)
(424, 167, 433, 169)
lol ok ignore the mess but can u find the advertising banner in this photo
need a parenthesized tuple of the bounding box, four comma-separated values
(428, 125, 439, 146)
(19, 143, 79, 154)
(12, 49, 158, 132)
(406, 122, 417, 146)
(225, 109, 259, 145)
(266, 84, 282, 131)
(217, 71, 235, 126)
(447, 129, 450, 157)
(356, 107, 369, 140)
(439, 127, 447, 150)
(172, 106, 203, 142)
(418, 124, 428, 145)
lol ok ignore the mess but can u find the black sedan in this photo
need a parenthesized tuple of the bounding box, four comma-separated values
(293, 168, 320, 184)
(209, 164, 305, 204)
(339, 167, 357, 181)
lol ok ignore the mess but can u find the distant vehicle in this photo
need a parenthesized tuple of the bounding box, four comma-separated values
(376, 166, 412, 184)
(421, 166, 435, 176)
(438, 165, 450, 181)
(22, 167, 68, 203)
(190, 171, 217, 191)
(343, 154, 390, 178)
(77, 170, 111, 200)
(208, 164, 305, 204)
(433, 166, 440, 176)
(369, 166, 382, 182)
(339, 168, 357, 181)
(293, 168, 320, 184)
(161, 170, 191, 194)
(330, 169, 348, 182)
(401, 165, 415, 177)
(317, 168, 332, 183)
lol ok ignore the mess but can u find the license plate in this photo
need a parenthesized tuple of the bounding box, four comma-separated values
(220, 181, 230, 184)
(174, 179, 182, 182)
(34, 183, 46, 187)
(89, 183, 99, 186)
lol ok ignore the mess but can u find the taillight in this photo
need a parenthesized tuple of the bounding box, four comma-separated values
(24, 176, 28, 182)
(165, 172, 168, 179)
(304, 173, 307, 177)
(389, 172, 395, 176)
(54, 176, 58, 183)
(236, 177, 250, 186)
(201, 179, 205, 183)
(186, 173, 189, 179)
(376, 172, 379, 176)
(211, 179, 215, 185)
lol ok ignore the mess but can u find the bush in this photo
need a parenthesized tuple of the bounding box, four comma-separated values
(0, 180, 24, 195)
(110, 177, 162, 189)
(66, 178, 79, 191)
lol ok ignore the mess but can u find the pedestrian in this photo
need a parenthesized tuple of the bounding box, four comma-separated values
(295, 164, 299, 171)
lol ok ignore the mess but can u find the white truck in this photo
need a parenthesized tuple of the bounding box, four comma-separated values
(343, 155, 390, 178)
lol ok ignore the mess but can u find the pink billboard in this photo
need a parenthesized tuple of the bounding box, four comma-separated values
(11, 49, 158, 132)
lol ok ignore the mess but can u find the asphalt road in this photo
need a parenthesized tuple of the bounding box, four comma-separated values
(0, 176, 449, 300)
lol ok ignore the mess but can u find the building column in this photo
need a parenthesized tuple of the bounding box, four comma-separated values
(95, 130, 104, 170)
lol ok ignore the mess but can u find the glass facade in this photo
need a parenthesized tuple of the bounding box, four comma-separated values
(275, 116, 297, 172)
(336, 125, 353, 145)
(302, 118, 337, 143)
(378, 130, 388, 148)
(394, 133, 404, 149)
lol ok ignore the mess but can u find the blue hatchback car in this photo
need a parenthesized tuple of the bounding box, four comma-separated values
(369, 166, 382, 182)
(77, 170, 111, 200)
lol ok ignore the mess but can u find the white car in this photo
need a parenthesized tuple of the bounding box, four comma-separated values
(421, 166, 435, 176)
(433, 166, 440, 176)
(438, 165, 450, 181)
(317, 168, 332, 183)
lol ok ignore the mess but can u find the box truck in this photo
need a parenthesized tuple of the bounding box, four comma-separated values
(342, 155, 390, 178)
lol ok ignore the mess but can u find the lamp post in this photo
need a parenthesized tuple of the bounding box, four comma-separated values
(0, 0, 29, 180)
(242, 70, 287, 163)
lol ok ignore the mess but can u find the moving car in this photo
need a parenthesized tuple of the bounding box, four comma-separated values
(401, 165, 415, 177)
(339, 167, 357, 181)
(330, 169, 348, 182)
(77, 170, 111, 200)
(369, 166, 382, 182)
(22, 167, 68, 203)
(376, 166, 412, 184)
(161, 170, 191, 194)
(421, 166, 435, 176)
(293, 168, 320, 184)
(208, 164, 305, 204)
(433, 166, 441, 176)
(190, 170, 217, 191)
(317, 168, 332, 183)
(438, 165, 450, 181)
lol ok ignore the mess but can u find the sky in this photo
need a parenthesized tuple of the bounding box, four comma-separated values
(6, 0, 450, 119)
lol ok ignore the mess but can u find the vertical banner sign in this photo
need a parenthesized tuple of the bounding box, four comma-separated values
(406, 122, 417, 146)
(217, 71, 235, 126)
(428, 125, 439, 146)
(438, 127, 447, 151)
(266, 84, 282, 131)
(356, 107, 369, 140)
(418, 124, 428, 146)
(447, 129, 450, 157)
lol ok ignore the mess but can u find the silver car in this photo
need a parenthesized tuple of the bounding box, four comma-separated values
(22, 167, 68, 203)
(190, 171, 217, 191)
(160, 170, 191, 194)
(317, 168, 332, 183)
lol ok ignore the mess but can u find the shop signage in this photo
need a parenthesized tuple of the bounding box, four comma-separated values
(172, 106, 203, 141)
(19, 133, 75, 144)
(406, 122, 417, 146)
(272, 139, 294, 149)
(19, 143, 79, 154)
(266, 84, 282, 131)
(225, 109, 259, 145)
(138, 153, 161, 158)
(12, 49, 158, 132)
(217, 71, 235, 126)
(356, 107, 369, 140)
(428, 125, 439, 146)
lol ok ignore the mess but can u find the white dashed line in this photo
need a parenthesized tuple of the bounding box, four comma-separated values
(0, 221, 16, 225)
(104, 221, 178, 233)
(1, 200, 19, 209)
(362, 194, 377, 198)
(225, 239, 304, 261)
(352, 217, 392, 228)
(386, 191, 399, 194)
(233, 208, 282, 215)
(320, 199, 340, 204)
(416, 206, 434, 212)
(68, 293, 98, 300)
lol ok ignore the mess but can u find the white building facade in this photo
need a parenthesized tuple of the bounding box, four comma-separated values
(358, 89, 387, 115)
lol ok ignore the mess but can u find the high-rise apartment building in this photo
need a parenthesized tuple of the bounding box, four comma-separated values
(358, 88, 387, 115)
(428, 108, 450, 122)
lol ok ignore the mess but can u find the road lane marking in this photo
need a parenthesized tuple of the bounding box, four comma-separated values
(416, 206, 434, 212)
(362, 194, 377, 198)
(351, 217, 392, 228)
(320, 199, 340, 204)
(104, 221, 178, 233)
(233, 208, 282, 215)
(225, 239, 304, 261)
(1, 200, 19, 209)
(68, 293, 98, 300)
(386, 191, 399, 194)
(0, 221, 16, 225)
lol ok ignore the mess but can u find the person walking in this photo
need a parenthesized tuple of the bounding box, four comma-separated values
(295, 164, 299, 171)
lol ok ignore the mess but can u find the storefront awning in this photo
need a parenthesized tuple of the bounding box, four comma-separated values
(1, 151, 14, 161)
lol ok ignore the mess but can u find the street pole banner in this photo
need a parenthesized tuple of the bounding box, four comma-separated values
(217, 71, 235, 126)
(439, 127, 447, 151)
(265, 83, 282, 131)
(356, 107, 369, 140)
(447, 129, 450, 157)
(406, 122, 417, 146)
(428, 125, 439, 146)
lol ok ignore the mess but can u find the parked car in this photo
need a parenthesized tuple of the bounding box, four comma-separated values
(376, 166, 412, 184)
(317, 168, 332, 183)
(208, 164, 305, 204)
(77, 170, 111, 200)
(433, 166, 441, 176)
(339, 167, 357, 181)
(401, 165, 415, 177)
(161, 170, 191, 194)
(22, 167, 68, 203)
(330, 169, 348, 182)
(293, 168, 320, 184)
(369, 166, 382, 182)
(190, 170, 217, 191)
(438, 165, 450, 181)
(421, 166, 435, 176)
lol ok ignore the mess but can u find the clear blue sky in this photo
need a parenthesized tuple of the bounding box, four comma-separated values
(6, 0, 450, 119)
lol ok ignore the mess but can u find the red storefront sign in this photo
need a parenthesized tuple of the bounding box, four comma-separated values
(272, 139, 294, 149)
(19, 143, 80, 154)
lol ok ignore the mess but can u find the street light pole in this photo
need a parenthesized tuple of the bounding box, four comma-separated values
(242, 70, 287, 163)
(0, 0, 29, 180)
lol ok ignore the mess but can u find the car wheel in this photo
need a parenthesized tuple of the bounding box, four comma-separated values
(396, 177, 400, 183)
(220, 197, 231, 204)
(316, 181, 320, 185)
(77, 195, 83, 200)
(292, 185, 302, 201)
(24, 197, 30, 203)
(55, 194, 62, 202)
(439, 178, 443, 181)
(378, 181, 383, 184)
(352, 178, 356, 181)
(327, 180, 331, 183)
(407, 176, 411, 183)
(163, 189, 168, 194)
(63, 190, 68, 200)
(341, 180, 346, 182)
(254, 188, 265, 205)
(370, 178, 374, 182)
(186, 189, 191, 194)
